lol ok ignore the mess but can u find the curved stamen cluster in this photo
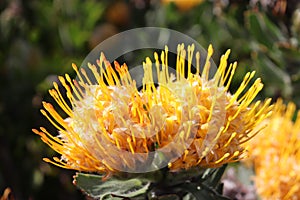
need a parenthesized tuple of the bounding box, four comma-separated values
(33, 44, 272, 176)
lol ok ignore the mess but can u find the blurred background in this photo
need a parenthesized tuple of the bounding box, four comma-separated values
(1, 0, 300, 199)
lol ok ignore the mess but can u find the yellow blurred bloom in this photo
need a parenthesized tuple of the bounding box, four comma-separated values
(247, 99, 300, 200)
(161, 0, 204, 11)
(33, 44, 272, 176)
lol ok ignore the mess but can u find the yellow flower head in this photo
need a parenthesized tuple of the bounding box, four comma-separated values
(33, 44, 272, 176)
(247, 99, 300, 200)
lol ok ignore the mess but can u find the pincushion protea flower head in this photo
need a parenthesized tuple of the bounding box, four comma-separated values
(33, 43, 272, 176)
(246, 99, 300, 199)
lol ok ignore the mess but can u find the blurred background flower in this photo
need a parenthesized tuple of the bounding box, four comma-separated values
(1, 0, 300, 199)
(246, 99, 300, 199)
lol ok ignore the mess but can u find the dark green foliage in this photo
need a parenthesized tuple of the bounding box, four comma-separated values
(74, 165, 229, 200)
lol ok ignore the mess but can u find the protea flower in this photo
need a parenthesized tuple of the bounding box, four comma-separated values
(247, 99, 300, 199)
(33, 43, 272, 198)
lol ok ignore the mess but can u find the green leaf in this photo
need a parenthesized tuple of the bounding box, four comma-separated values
(195, 165, 229, 199)
(74, 173, 151, 200)
(254, 53, 292, 98)
(245, 11, 284, 49)
(181, 182, 230, 200)
(182, 193, 197, 200)
(208, 164, 227, 188)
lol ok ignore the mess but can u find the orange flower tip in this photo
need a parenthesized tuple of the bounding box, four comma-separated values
(32, 129, 39, 134)
(43, 158, 51, 163)
(40, 109, 46, 115)
(41, 138, 47, 143)
(71, 63, 78, 69)
(43, 102, 53, 109)
(32, 128, 44, 137)
(40, 127, 47, 132)
(41, 101, 48, 107)
(53, 157, 60, 162)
